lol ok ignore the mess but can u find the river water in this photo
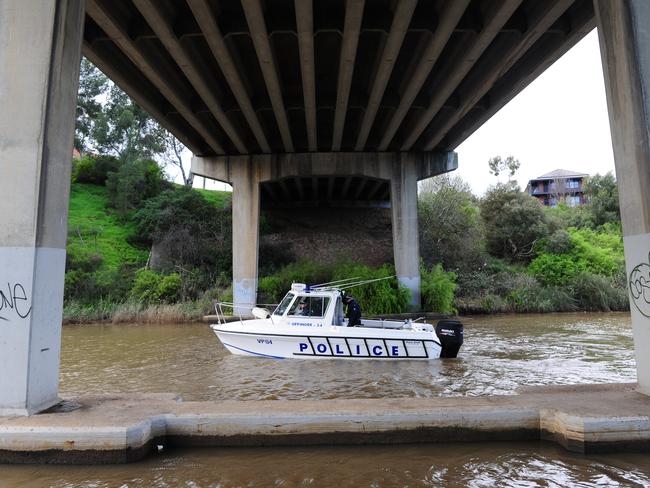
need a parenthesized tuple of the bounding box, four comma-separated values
(5, 312, 650, 487)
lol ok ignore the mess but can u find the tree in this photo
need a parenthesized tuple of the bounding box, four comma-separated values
(106, 159, 167, 218)
(480, 183, 549, 261)
(162, 133, 193, 187)
(418, 175, 484, 270)
(488, 155, 520, 182)
(93, 85, 167, 163)
(74, 58, 176, 165)
(583, 172, 620, 227)
(75, 58, 108, 152)
(133, 187, 232, 273)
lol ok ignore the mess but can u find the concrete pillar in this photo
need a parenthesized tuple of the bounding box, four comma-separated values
(391, 156, 421, 311)
(0, 0, 84, 415)
(231, 159, 261, 314)
(595, 0, 650, 394)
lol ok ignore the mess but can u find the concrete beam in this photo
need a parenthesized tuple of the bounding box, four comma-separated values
(0, 0, 84, 415)
(187, 0, 271, 153)
(444, 4, 595, 150)
(400, 0, 522, 150)
(295, 0, 318, 151)
(82, 41, 206, 155)
(422, 0, 574, 151)
(595, 0, 650, 395)
(132, 0, 248, 154)
(2, 384, 649, 463)
(355, 0, 417, 151)
(191, 151, 457, 184)
(242, 0, 295, 152)
(378, 1, 470, 151)
(332, 0, 365, 151)
(85, 0, 226, 154)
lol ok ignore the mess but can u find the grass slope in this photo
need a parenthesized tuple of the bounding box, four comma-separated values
(67, 183, 146, 271)
(67, 183, 232, 273)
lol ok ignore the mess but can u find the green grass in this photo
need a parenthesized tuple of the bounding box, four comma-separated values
(67, 183, 147, 271)
(194, 187, 231, 208)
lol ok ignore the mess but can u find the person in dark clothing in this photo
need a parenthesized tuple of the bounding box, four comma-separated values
(343, 294, 361, 327)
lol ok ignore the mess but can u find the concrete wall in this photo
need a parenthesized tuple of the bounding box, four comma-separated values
(0, 0, 84, 415)
(595, 0, 650, 394)
(192, 151, 457, 311)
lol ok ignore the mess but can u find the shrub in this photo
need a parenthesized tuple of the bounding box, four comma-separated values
(569, 271, 629, 312)
(418, 175, 485, 270)
(258, 260, 330, 304)
(133, 187, 232, 273)
(130, 268, 181, 304)
(72, 155, 120, 185)
(529, 227, 624, 286)
(106, 159, 167, 218)
(480, 183, 549, 261)
(64, 250, 104, 301)
(420, 264, 457, 313)
(331, 263, 409, 315)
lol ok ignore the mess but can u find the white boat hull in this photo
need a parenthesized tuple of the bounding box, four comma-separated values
(212, 321, 443, 360)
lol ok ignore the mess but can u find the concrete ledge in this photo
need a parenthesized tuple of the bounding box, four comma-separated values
(0, 384, 649, 464)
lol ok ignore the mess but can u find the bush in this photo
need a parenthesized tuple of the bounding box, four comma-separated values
(568, 271, 629, 312)
(106, 159, 167, 218)
(72, 155, 120, 185)
(133, 187, 231, 273)
(332, 263, 409, 315)
(529, 227, 624, 286)
(64, 250, 104, 301)
(418, 175, 485, 270)
(258, 260, 330, 304)
(130, 268, 181, 304)
(480, 183, 549, 261)
(420, 264, 456, 313)
(257, 261, 410, 315)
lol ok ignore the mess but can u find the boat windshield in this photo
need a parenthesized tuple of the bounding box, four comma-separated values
(273, 293, 295, 316)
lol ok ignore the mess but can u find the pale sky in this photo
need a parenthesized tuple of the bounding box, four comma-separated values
(455, 29, 615, 195)
(181, 28, 615, 195)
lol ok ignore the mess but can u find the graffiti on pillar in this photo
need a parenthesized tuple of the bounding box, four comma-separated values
(0, 282, 32, 321)
(629, 254, 650, 318)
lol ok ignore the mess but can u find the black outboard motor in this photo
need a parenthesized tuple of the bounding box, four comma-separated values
(435, 320, 464, 358)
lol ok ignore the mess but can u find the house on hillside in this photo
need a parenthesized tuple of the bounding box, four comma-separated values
(526, 169, 588, 207)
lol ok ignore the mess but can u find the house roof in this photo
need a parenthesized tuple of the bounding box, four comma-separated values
(533, 169, 589, 180)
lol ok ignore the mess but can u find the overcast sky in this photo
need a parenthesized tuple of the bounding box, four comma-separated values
(186, 28, 615, 195)
(454, 29, 615, 195)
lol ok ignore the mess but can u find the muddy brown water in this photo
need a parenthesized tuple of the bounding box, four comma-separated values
(5, 312, 650, 487)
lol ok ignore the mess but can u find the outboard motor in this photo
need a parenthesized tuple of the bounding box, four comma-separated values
(435, 320, 464, 358)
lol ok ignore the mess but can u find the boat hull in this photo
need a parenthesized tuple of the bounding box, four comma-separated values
(212, 323, 442, 360)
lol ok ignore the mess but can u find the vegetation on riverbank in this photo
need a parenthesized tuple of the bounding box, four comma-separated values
(65, 58, 627, 323)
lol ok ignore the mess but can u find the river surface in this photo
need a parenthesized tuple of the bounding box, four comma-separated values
(6, 312, 650, 487)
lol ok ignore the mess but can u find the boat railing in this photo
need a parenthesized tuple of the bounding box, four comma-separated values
(212, 301, 245, 326)
(212, 300, 278, 325)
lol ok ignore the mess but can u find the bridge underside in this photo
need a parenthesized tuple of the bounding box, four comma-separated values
(9, 0, 650, 417)
(83, 0, 595, 157)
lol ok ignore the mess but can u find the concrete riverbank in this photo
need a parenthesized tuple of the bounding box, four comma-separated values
(0, 383, 649, 464)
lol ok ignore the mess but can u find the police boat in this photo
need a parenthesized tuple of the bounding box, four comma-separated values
(210, 280, 463, 360)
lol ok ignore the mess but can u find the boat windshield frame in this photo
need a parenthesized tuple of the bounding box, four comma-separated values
(273, 292, 295, 316)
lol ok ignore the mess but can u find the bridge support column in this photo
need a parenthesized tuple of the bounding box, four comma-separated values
(0, 0, 84, 415)
(596, 0, 650, 394)
(231, 159, 260, 313)
(391, 156, 421, 311)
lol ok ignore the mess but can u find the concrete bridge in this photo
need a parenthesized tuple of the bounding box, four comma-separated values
(2, 0, 650, 425)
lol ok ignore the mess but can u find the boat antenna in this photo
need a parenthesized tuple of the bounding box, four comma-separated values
(340, 275, 396, 290)
(311, 277, 361, 288)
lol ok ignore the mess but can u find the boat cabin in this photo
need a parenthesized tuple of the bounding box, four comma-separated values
(272, 283, 345, 328)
